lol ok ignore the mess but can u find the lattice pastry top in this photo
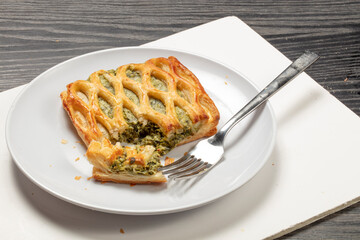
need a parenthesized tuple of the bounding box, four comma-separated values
(60, 56, 219, 184)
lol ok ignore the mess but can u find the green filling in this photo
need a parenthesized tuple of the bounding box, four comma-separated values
(149, 98, 166, 114)
(150, 76, 168, 91)
(99, 74, 115, 94)
(175, 106, 192, 127)
(108, 106, 194, 175)
(118, 107, 193, 155)
(124, 88, 140, 105)
(123, 108, 138, 123)
(108, 69, 116, 76)
(98, 97, 114, 118)
(110, 150, 161, 176)
(126, 69, 142, 83)
(95, 71, 195, 175)
(118, 121, 193, 156)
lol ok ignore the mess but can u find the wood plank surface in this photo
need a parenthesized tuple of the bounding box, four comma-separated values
(1, 1, 359, 239)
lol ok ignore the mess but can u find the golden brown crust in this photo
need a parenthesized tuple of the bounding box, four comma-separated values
(92, 167, 166, 184)
(146, 56, 220, 141)
(61, 56, 219, 142)
(85, 138, 123, 171)
(60, 56, 220, 184)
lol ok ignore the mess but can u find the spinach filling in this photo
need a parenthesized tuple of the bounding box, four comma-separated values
(98, 97, 114, 118)
(110, 120, 192, 175)
(111, 150, 161, 176)
(110, 107, 194, 175)
(126, 68, 142, 83)
(124, 88, 140, 105)
(99, 74, 115, 94)
(150, 75, 168, 91)
(119, 105, 193, 155)
(118, 121, 193, 155)
(149, 98, 166, 114)
(95, 69, 195, 175)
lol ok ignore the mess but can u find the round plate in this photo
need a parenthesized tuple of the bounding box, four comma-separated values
(6, 47, 276, 215)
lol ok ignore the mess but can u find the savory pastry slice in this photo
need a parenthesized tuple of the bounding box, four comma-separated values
(60, 56, 219, 184)
(86, 139, 165, 183)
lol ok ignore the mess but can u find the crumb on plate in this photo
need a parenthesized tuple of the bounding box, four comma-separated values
(75, 176, 82, 180)
(165, 157, 175, 166)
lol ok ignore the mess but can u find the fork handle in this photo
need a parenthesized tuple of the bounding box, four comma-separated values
(214, 51, 319, 144)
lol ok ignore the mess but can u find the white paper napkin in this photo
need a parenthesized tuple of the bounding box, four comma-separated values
(1, 16, 359, 240)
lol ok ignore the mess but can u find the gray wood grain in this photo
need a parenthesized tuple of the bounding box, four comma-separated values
(1, 0, 359, 239)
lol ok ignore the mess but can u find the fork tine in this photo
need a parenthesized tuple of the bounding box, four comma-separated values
(168, 159, 206, 179)
(172, 163, 212, 181)
(158, 153, 191, 171)
(165, 158, 201, 176)
(162, 156, 198, 175)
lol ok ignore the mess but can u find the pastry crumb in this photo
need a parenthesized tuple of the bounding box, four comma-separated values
(130, 183, 136, 187)
(49, 164, 52, 167)
(76, 140, 81, 143)
(120, 228, 125, 234)
(87, 176, 93, 181)
(73, 146, 76, 149)
(272, 163, 275, 166)
(224, 81, 228, 85)
(75, 157, 80, 161)
(165, 157, 175, 166)
(61, 139, 68, 144)
(75, 176, 82, 180)
(225, 75, 229, 79)
(84, 188, 87, 190)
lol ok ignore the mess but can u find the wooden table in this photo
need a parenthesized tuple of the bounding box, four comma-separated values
(1, 1, 359, 239)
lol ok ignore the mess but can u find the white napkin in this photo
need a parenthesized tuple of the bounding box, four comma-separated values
(1, 16, 359, 240)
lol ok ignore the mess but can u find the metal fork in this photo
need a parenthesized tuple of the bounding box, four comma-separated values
(158, 51, 319, 181)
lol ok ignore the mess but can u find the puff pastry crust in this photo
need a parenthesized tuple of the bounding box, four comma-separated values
(60, 56, 219, 184)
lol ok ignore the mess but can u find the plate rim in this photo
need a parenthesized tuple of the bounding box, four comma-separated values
(5, 46, 277, 215)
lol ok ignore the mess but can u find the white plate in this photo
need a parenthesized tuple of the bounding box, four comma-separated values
(6, 47, 276, 215)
